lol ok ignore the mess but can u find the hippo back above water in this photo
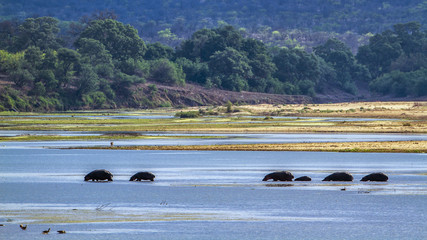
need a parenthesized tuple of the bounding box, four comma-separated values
(361, 172, 388, 182)
(130, 172, 155, 181)
(263, 171, 294, 181)
(322, 172, 353, 181)
(84, 169, 113, 181)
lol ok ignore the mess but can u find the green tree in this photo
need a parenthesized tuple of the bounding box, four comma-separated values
(23, 46, 43, 76)
(393, 22, 424, 56)
(273, 47, 320, 94)
(144, 42, 174, 60)
(76, 38, 113, 66)
(75, 64, 98, 98)
(30, 81, 46, 96)
(315, 38, 369, 94)
(175, 57, 209, 85)
(208, 47, 252, 91)
(15, 17, 61, 51)
(76, 37, 114, 77)
(56, 48, 80, 87)
(9, 69, 34, 88)
(149, 59, 185, 86)
(176, 25, 243, 62)
(77, 19, 146, 62)
(356, 30, 403, 78)
(38, 70, 58, 92)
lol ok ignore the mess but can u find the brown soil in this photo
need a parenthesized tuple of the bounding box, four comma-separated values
(133, 82, 311, 106)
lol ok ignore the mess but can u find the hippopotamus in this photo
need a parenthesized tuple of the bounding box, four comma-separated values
(322, 172, 353, 181)
(361, 172, 388, 182)
(262, 171, 294, 181)
(130, 172, 155, 181)
(294, 176, 312, 181)
(84, 169, 113, 181)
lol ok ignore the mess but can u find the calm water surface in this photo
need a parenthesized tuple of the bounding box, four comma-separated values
(0, 149, 426, 239)
(1, 132, 427, 149)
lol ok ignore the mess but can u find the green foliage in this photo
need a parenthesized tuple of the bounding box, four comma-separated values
(175, 111, 200, 118)
(272, 47, 320, 95)
(314, 38, 370, 94)
(144, 42, 174, 60)
(56, 48, 80, 87)
(357, 22, 427, 96)
(30, 81, 46, 96)
(175, 58, 209, 85)
(370, 68, 427, 97)
(75, 64, 98, 98)
(0, 50, 24, 72)
(209, 47, 252, 91)
(76, 38, 113, 67)
(9, 68, 34, 87)
(82, 91, 107, 109)
(0, 87, 30, 111)
(77, 19, 146, 62)
(15, 17, 61, 51)
(149, 59, 185, 86)
(38, 70, 58, 92)
(226, 101, 233, 113)
(1, 14, 427, 111)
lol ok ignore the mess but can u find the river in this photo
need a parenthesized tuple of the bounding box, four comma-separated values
(0, 147, 426, 239)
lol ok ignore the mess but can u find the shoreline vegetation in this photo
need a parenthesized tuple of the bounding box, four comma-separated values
(71, 140, 427, 153)
(1, 101, 426, 153)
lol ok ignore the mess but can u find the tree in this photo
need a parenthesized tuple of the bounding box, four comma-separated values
(274, 48, 319, 83)
(208, 47, 252, 91)
(0, 20, 19, 51)
(23, 46, 43, 75)
(30, 81, 46, 96)
(176, 25, 243, 62)
(175, 58, 209, 85)
(56, 48, 80, 87)
(144, 42, 174, 60)
(393, 22, 424, 56)
(75, 64, 98, 98)
(76, 38, 113, 66)
(356, 30, 403, 78)
(149, 59, 185, 86)
(77, 19, 146, 62)
(15, 17, 61, 51)
(315, 38, 369, 94)
(9, 69, 34, 88)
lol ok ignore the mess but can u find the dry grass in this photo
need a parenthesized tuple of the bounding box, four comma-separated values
(229, 101, 427, 120)
(83, 140, 427, 153)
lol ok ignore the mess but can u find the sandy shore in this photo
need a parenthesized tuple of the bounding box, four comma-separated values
(83, 140, 427, 153)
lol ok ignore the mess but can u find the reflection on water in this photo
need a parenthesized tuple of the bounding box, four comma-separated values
(0, 149, 426, 239)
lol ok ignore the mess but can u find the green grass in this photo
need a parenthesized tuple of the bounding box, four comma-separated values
(0, 115, 335, 132)
(0, 134, 226, 142)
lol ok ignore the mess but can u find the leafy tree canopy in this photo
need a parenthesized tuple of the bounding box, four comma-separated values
(77, 19, 146, 62)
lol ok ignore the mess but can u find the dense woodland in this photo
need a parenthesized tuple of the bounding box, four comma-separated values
(0, 5, 426, 111)
(1, 1, 426, 45)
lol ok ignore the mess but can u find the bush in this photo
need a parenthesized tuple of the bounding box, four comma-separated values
(150, 59, 185, 86)
(10, 69, 34, 87)
(175, 111, 200, 118)
(82, 91, 107, 109)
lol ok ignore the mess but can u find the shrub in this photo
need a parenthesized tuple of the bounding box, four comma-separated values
(175, 111, 200, 118)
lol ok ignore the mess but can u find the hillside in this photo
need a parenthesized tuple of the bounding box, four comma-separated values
(133, 82, 310, 108)
(0, 7, 426, 111)
(1, 0, 426, 50)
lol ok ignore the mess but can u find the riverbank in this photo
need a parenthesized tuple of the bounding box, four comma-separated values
(71, 140, 427, 153)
